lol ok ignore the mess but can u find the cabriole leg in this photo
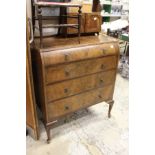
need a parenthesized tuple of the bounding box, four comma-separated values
(46, 126, 51, 144)
(107, 100, 114, 118)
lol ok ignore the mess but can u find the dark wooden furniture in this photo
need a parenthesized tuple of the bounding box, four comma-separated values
(32, 35, 119, 143)
(33, 1, 82, 47)
(64, 12, 102, 35)
(92, 0, 101, 12)
(26, 17, 39, 140)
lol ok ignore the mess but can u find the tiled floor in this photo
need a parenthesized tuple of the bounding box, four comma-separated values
(27, 74, 128, 155)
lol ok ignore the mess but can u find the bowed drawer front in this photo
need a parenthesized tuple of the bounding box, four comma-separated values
(42, 43, 116, 67)
(45, 56, 117, 84)
(46, 70, 116, 102)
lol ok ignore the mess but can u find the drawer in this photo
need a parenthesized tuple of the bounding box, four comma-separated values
(43, 43, 117, 67)
(45, 56, 117, 84)
(47, 85, 113, 121)
(85, 13, 102, 33)
(46, 70, 116, 102)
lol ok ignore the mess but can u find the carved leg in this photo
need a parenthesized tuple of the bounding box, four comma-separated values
(38, 6, 43, 48)
(78, 6, 82, 44)
(107, 100, 114, 118)
(45, 126, 51, 144)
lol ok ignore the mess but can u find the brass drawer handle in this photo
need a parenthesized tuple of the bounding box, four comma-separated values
(64, 88, 69, 93)
(101, 64, 106, 69)
(65, 105, 69, 110)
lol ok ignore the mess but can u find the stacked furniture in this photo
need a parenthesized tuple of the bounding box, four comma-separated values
(32, 35, 120, 143)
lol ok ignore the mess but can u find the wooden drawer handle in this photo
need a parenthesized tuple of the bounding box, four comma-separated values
(65, 70, 70, 76)
(98, 95, 102, 99)
(101, 64, 106, 69)
(64, 88, 69, 93)
(65, 105, 70, 110)
(102, 49, 106, 55)
(64, 54, 69, 61)
(100, 79, 104, 84)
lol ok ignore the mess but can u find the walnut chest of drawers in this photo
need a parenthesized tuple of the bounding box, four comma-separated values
(32, 35, 120, 143)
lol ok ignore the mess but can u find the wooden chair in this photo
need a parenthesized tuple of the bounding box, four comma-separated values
(32, 0, 82, 47)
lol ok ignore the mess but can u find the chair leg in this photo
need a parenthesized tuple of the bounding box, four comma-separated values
(38, 7, 43, 48)
(78, 6, 82, 44)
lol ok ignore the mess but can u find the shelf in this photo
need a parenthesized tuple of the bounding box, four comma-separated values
(42, 24, 78, 28)
(101, 2, 123, 6)
(101, 14, 121, 17)
(121, 14, 129, 17)
(35, 2, 82, 7)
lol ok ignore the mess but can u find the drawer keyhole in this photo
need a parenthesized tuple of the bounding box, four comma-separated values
(65, 106, 69, 110)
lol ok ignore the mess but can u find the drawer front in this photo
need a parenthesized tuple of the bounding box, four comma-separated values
(46, 70, 116, 102)
(85, 13, 102, 33)
(45, 56, 117, 84)
(43, 43, 117, 67)
(67, 13, 85, 34)
(47, 85, 113, 121)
